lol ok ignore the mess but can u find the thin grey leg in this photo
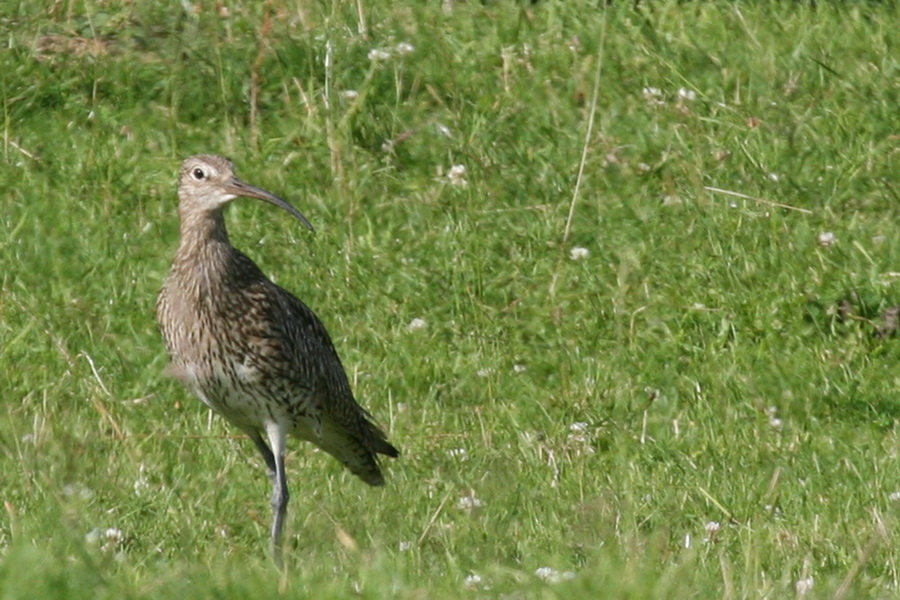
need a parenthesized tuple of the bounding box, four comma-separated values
(265, 423, 290, 569)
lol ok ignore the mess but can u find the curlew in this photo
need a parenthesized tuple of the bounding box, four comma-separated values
(156, 155, 398, 567)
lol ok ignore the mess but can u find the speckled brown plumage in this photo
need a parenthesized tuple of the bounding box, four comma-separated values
(155, 155, 398, 567)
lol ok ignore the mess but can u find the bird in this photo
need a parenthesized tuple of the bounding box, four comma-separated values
(155, 154, 398, 567)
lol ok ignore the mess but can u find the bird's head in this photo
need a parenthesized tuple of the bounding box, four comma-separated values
(178, 154, 314, 232)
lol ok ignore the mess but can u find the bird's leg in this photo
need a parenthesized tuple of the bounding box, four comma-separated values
(265, 423, 290, 569)
(249, 430, 277, 483)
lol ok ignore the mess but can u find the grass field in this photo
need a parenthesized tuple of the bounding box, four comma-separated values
(2, 0, 899, 597)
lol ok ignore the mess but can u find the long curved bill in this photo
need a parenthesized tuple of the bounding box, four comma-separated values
(225, 177, 315, 232)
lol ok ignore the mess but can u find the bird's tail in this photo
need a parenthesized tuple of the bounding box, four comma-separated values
(316, 420, 398, 486)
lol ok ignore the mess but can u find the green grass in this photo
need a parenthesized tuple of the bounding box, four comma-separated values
(2, 0, 899, 597)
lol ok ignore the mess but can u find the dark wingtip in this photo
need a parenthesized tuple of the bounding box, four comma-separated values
(379, 442, 400, 458)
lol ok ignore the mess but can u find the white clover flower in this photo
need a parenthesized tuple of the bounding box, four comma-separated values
(86, 527, 125, 553)
(399, 540, 413, 551)
(133, 476, 150, 495)
(512, 364, 527, 373)
(796, 577, 814, 595)
(569, 246, 589, 260)
(367, 48, 391, 61)
(567, 422, 594, 454)
(463, 574, 483, 590)
(770, 417, 783, 429)
(63, 483, 94, 500)
(661, 194, 682, 206)
(395, 42, 415, 55)
(642, 87, 665, 106)
(534, 567, 576, 583)
(407, 317, 427, 331)
(677, 87, 697, 101)
(818, 232, 837, 247)
(340, 89, 359, 100)
(447, 164, 468, 187)
(457, 491, 483, 510)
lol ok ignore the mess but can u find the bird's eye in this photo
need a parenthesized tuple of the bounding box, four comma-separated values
(192, 168, 206, 180)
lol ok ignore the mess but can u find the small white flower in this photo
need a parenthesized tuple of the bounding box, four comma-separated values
(534, 567, 576, 583)
(399, 540, 413, 551)
(447, 164, 468, 187)
(457, 491, 483, 510)
(818, 232, 837, 247)
(770, 417, 783, 429)
(104, 528, 124, 542)
(796, 577, 814, 595)
(642, 87, 665, 106)
(889, 491, 900, 502)
(133, 476, 150, 495)
(340, 89, 359, 100)
(87, 527, 125, 553)
(513, 364, 527, 373)
(367, 48, 391, 61)
(463, 574, 483, 590)
(567, 422, 594, 454)
(407, 318, 427, 331)
(677, 87, 697, 101)
(661, 194, 682, 206)
(476, 368, 494, 377)
(569, 246, 589, 260)
(705, 521, 720, 535)
(395, 42, 415, 55)
(63, 483, 94, 500)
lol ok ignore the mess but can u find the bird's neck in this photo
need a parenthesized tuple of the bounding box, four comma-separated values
(177, 208, 230, 248)
(173, 209, 234, 279)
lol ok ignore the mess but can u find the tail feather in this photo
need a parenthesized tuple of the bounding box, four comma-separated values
(315, 419, 398, 486)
